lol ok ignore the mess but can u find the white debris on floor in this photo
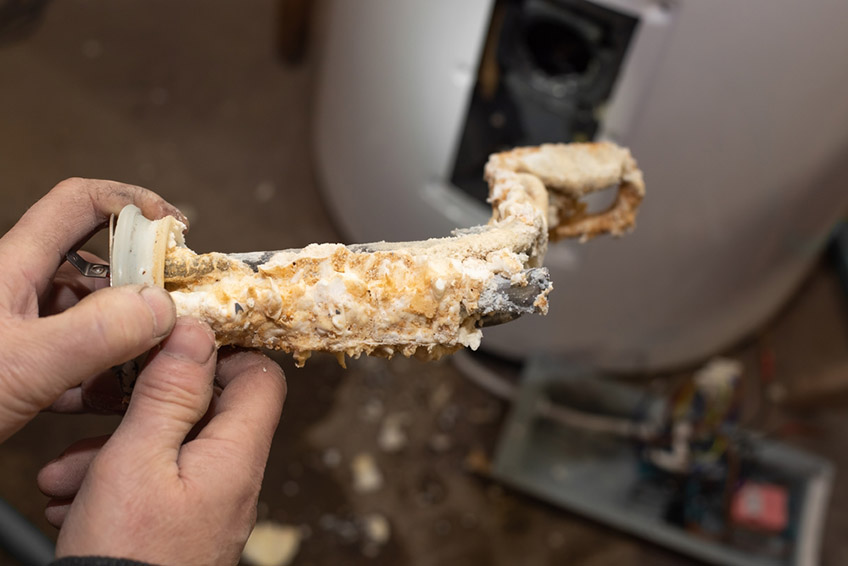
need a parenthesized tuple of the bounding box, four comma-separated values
(361, 512, 391, 557)
(241, 521, 302, 566)
(362, 512, 391, 544)
(319, 513, 360, 543)
(322, 447, 342, 468)
(429, 433, 453, 453)
(429, 382, 453, 411)
(378, 413, 409, 453)
(318, 511, 392, 556)
(351, 452, 384, 493)
(360, 398, 385, 422)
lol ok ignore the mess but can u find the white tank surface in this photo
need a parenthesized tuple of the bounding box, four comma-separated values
(313, 0, 848, 372)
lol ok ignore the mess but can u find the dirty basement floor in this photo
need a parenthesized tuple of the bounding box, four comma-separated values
(1, 2, 847, 565)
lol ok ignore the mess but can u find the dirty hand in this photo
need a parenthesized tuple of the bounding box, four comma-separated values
(39, 321, 286, 565)
(0, 178, 189, 442)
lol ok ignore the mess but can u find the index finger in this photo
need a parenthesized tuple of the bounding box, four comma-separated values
(0, 178, 188, 301)
(192, 351, 286, 470)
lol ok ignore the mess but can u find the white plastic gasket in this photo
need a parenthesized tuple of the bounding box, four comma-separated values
(110, 204, 185, 287)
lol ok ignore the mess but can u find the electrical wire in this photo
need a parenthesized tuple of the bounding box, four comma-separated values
(452, 350, 657, 440)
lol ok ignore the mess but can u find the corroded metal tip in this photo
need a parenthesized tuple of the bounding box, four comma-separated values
(477, 268, 552, 328)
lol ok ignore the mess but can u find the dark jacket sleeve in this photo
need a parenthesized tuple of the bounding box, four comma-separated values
(51, 557, 155, 566)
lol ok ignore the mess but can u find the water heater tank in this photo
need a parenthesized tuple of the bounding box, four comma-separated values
(313, 0, 848, 372)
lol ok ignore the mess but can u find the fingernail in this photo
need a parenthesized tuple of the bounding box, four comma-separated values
(161, 319, 215, 364)
(165, 204, 190, 228)
(140, 286, 176, 338)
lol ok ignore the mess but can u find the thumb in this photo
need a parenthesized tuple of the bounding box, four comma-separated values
(112, 319, 217, 460)
(25, 285, 175, 408)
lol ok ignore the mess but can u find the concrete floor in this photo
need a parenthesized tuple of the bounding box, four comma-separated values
(1, 2, 847, 565)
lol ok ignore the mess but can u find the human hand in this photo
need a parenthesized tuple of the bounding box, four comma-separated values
(38, 319, 286, 565)
(0, 178, 188, 441)
(40, 250, 139, 414)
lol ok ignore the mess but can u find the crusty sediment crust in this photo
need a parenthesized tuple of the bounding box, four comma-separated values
(163, 142, 644, 365)
(486, 142, 645, 241)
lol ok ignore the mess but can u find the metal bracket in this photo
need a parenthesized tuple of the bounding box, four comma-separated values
(65, 251, 110, 279)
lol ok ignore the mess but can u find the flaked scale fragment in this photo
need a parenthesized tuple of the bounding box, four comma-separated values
(109, 142, 644, 366)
